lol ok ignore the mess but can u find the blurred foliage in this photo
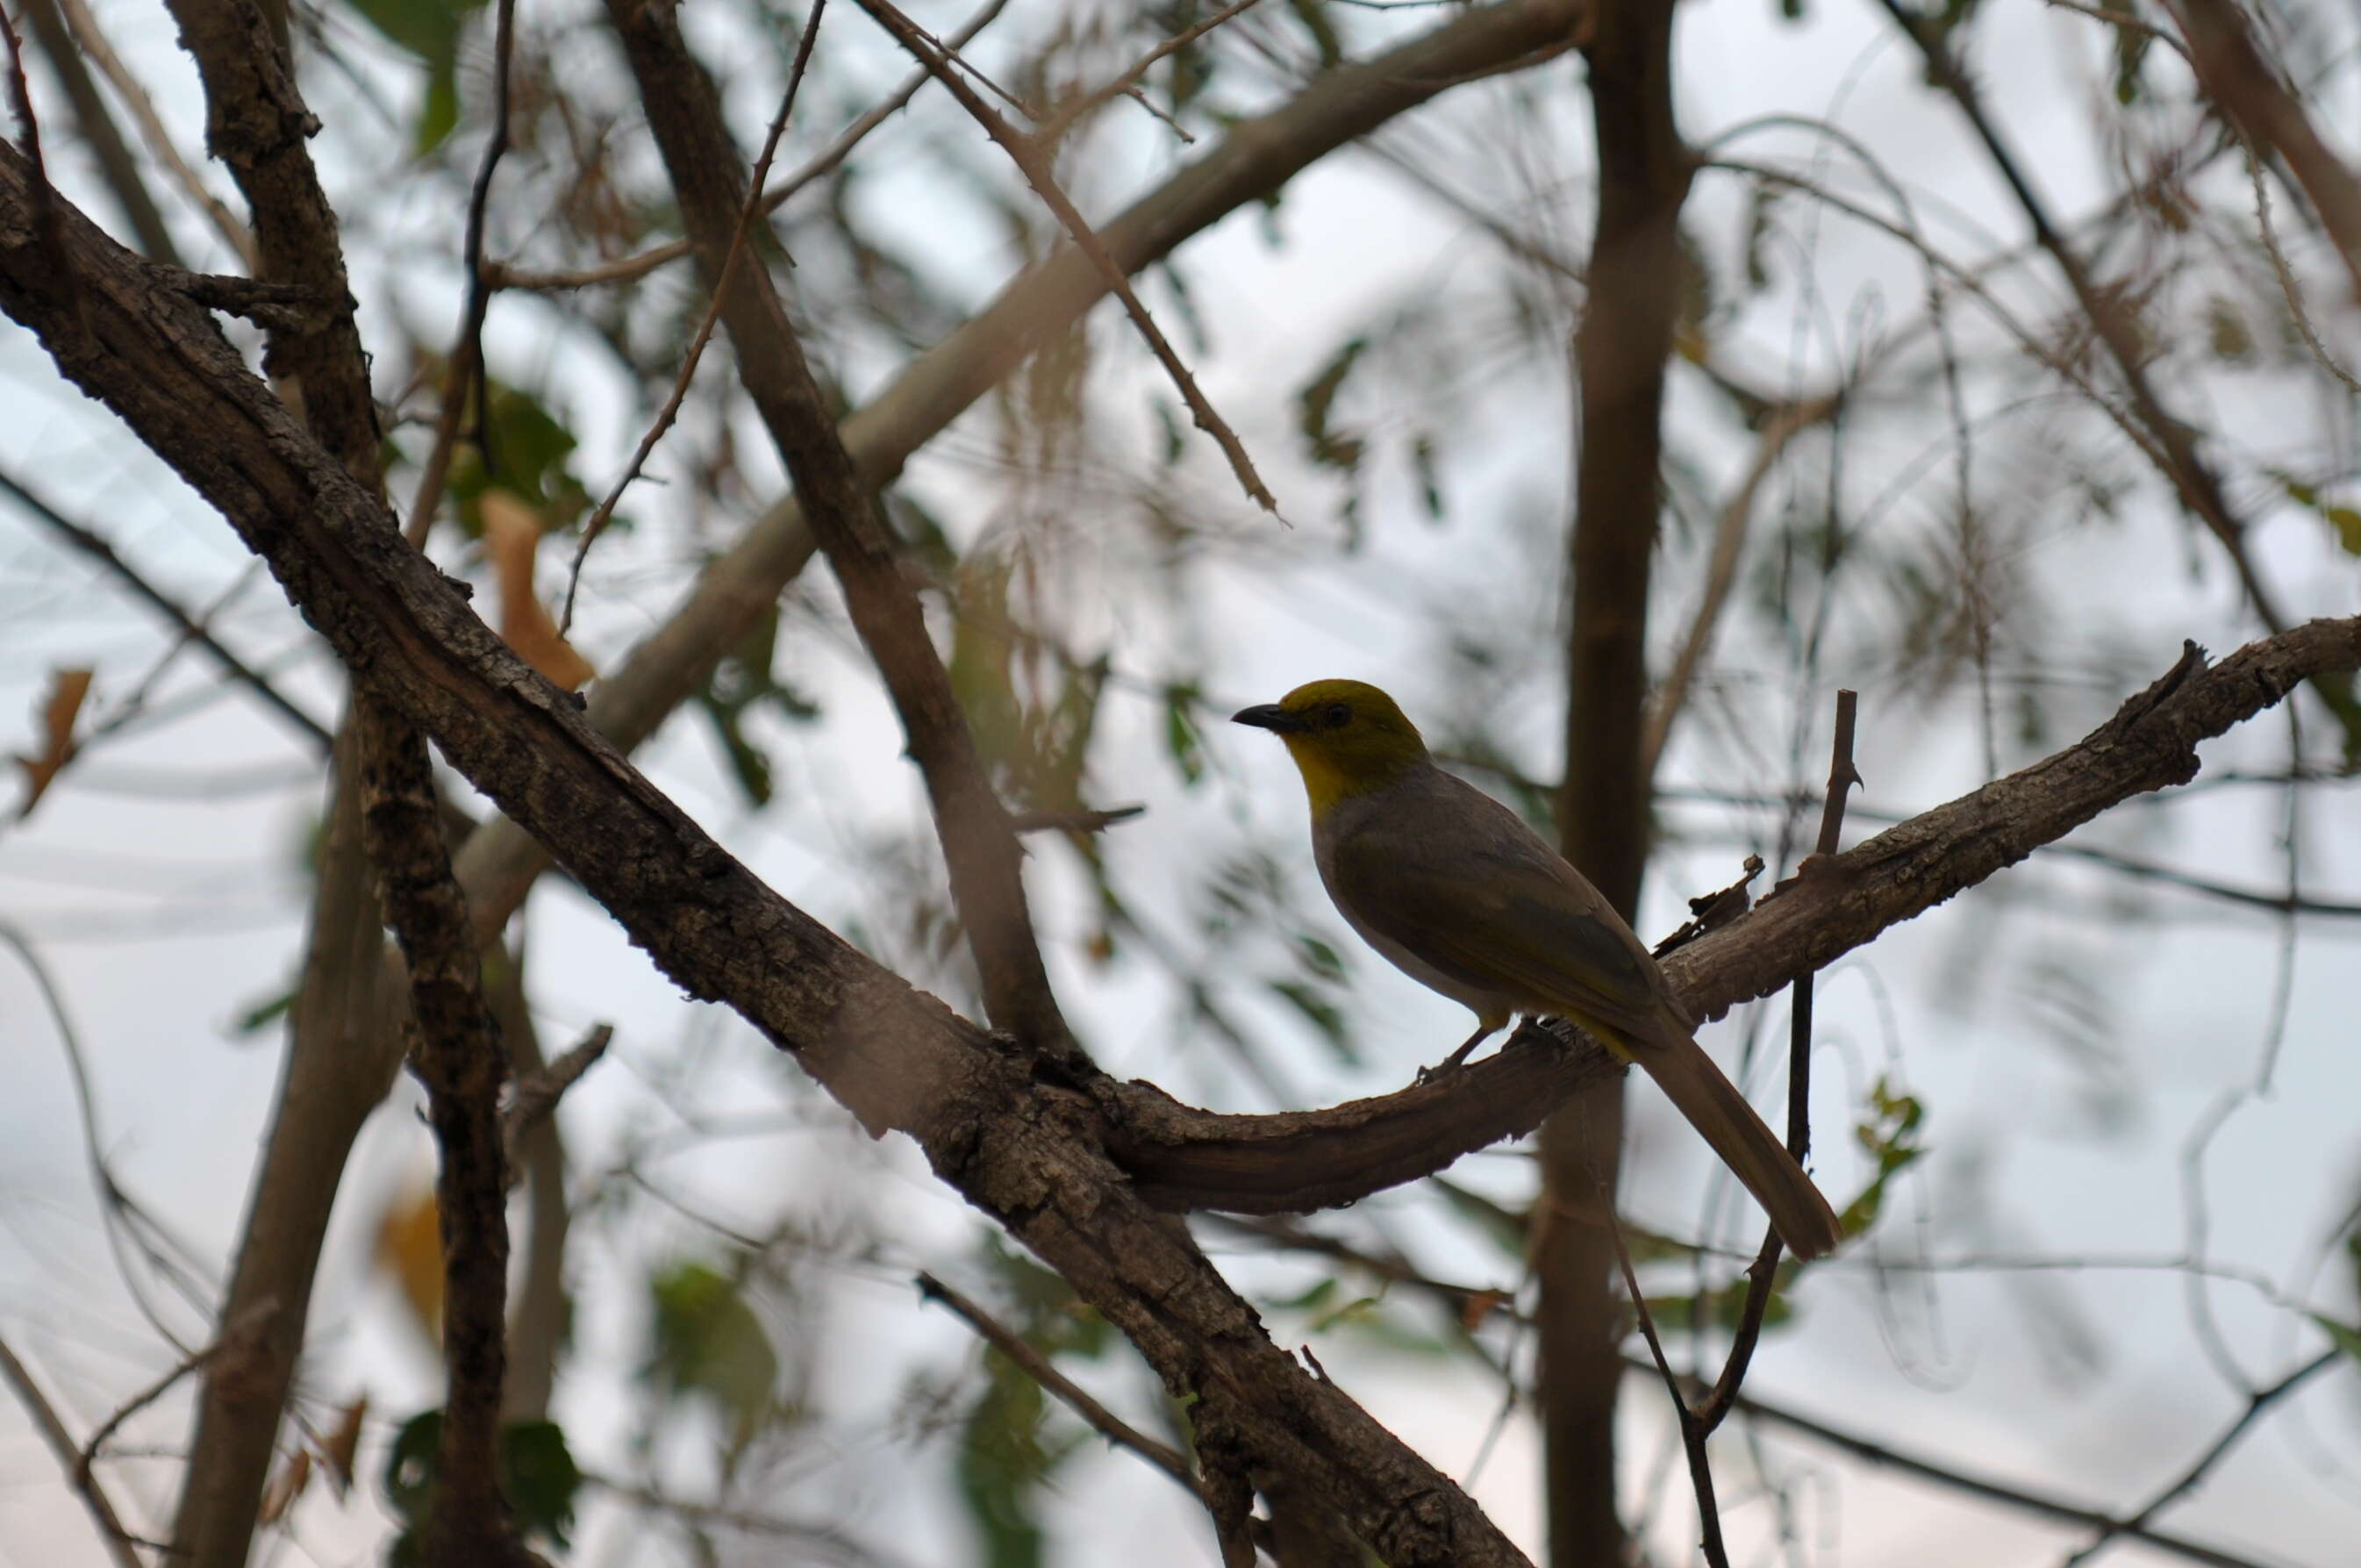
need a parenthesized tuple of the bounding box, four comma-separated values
(382, 1411, 582, 1565)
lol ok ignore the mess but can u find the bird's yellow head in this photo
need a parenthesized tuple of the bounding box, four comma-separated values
(1232, 679, 1429, 814)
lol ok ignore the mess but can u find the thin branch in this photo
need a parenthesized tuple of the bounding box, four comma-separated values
(77, 1302, 278, 1494)
(16, 0, 180, 265)
(562, 0, 832, 627)
(1608, 1214, 1729, 1566)
(357, 705, 528, 1566)
(609, 0, 1077, 1052)
(2058, 1349, 2343, 1567)
(404, 0, 520, 546)
(0, 469, 330, 747)
(1872, 0, 2361, 745)
(1642, 397, 1838, 784)
(916, 1272, 1197, 1487)
(501, 1022, 612, 1185)
(52, 0, 254, 265)
(0, 1334, 147, 1568)
(1005, 802, 1145, 834)
(851, 0, 1280, 516)
(0, 920, 211, 1348)
(1035, 0, 1269, 144)
(491, 0, 1012, 293)
(1691, 1365, 2286, 1568)
(1693, 691, 1857, 1436)
(2161, 0, 2361, 301)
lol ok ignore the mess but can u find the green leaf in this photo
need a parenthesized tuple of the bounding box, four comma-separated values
(1411, 431, 1445, 521)
(644, 1261, 779, 1450)
(1268, 978, 1357, 1064)
(500, 1421, 581, 1549)
(1841, 1076, 1929, 1236)
(341, 0, 483, 154)
(1293, 934, 1347, 982)
(379, 1411, 581, 1562)
(232, 984, 297, 1036)
(2312, 1314, 2361, 1367)
(1163, 682, 1206, 784)
(1296, 337, 1369, 476)
(431, 377, 593, 535)
(2326, 505, 2361, 555)
(383, 1409, 441, 1529)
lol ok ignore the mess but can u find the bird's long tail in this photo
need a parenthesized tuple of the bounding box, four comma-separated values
(1633, 1030, 1844, 1260)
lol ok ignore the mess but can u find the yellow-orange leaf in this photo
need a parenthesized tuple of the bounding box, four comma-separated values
(257, 1448, 310, 1525)
(319, 1393, 368, 1499)
(1460, 1287, 1510, 1333)
(481, 490, 594, 691)
(374, 1183, 443, 1344)
(13, 666, 92, 817)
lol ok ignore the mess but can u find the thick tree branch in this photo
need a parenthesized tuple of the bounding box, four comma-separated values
(605, 0, 1073, 1052)
(1543, 2, 1689, 1558)
(356, 712, 529, 1568)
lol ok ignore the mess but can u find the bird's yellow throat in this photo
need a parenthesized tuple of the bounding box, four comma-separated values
(1281, 734, 1395, 815)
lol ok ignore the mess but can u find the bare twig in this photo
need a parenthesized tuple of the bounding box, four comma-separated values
(850, 0, 1280, 516)
(53, 0, 254, 265)
(1005, 802, 1145, 834)
(562, 0, 832, 628)
(1642, 397, 1838, 783)
(0, 469, 330, 747)
(77, 1302, 278, 1494)
(2161, 0, 2361, 301)
(16, 0, 180, 265)
(917, 1272, 1197, 1486)
(492, 0, 1012, 293)
(404, 0, 520, 546)
(0, 920, 211, 1346)
(0, 1334, 147, 1568)
(2057, 1350, 2341, 1566)
(1695, 691, 1857, 1436)
(501, 1022, 612, 1185)
(1036, 0, 1268, 144)
(1873, 0, 2361, 746)
(1685, 1364, 2285, 1568)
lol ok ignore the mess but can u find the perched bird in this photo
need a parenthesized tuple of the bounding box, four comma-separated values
(1234, 678, 1844, 1259)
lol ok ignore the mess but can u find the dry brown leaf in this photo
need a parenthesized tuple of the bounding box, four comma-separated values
(481, 489, 595, 691)
(12, 666, 92, 817)
(1459, 1287, 1510, 1333)
(374, 1182, 443, 1344)
(319, 1393, 368, 1500)
(257, 1448, 310, 1525)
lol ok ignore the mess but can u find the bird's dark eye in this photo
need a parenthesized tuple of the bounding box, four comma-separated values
(1324, 703, 1351, 728)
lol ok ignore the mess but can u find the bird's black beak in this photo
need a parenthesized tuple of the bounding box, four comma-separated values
(1231, 704, 1301, 733)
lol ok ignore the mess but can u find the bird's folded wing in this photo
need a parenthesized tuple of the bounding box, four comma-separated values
(1327, 832, 1668, 1043)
